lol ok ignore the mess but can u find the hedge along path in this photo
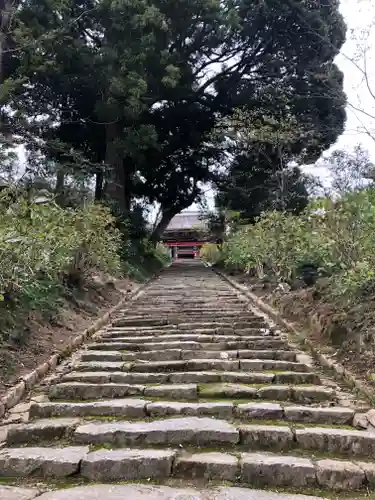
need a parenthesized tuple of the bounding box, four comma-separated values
(0, 277, 156, 419)
(1, 261, 375, 500)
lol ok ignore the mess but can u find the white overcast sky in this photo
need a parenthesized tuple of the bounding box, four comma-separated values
(192, 0, 375, 210)
(303, 0, 375, 183)
(15, 0, 375, 214)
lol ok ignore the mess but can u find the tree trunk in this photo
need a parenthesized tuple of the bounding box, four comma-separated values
(104, 122, 127, 213)
(95, 171, 103, 201)
(54, 169, 65, 205)
(122, 158, 134, 213)
(0, 0, 17, 85)
(150, 208, 178, 244)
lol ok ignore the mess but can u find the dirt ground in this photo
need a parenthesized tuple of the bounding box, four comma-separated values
(0, 275, 136, 397)
(229, 270, 375, 393)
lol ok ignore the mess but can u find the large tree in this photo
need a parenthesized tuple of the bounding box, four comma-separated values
(216, 151, 310, 222)
(3, 0, 347, 237)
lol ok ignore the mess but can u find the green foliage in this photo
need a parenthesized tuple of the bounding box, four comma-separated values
(199, 243, 221, 265)
(2, 0, 347, 235)
(0, 198, 122, 310)
(223, 188, 375, 302)
(122, 242, 171, 282)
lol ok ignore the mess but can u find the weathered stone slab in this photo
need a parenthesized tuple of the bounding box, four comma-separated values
(257, 386, 291, 401)
(237, 350, 288, 360)
(0, 486, 40, 500)
(50, 383, 144, 400)
(6, 418, 80, 445)
(144, 384, 197, 400)
(295, 427, 375, 456)
(199, 383, 258, 399)
(239, 425, 294, 450)
(353, 413, 369, 429)
(30, 399, 149, 419)
(80, 351, 124, 362)
(111, 372, 169, 384)
(86, 342, 143, 351)
(174, 452, 239, 481)
(131, 361, 187, 373)
(0, 447, 89, 477)
(316, 459, 365, 490)
(73, 362, 129, 372)
(355, 460, 375, 487)
(81, 449, 176, 480)
(201, 342, 229, 351)
(74, 417, 239, 446)
(221, 372, 275, 384)
(113, 317, 167, 327)
(141, 341, 199, 351)
(237, 360, 264, 371)
(181, 350, 237, 360)
(273, 372, 320, 385)
(239, 360, 309, 373)
(241, 453, 316, 487)
(292, 386, 335, 403)
(236, 403, 283, 420)
(284, 406, 354, 425)
(135, 350, 182, 362)
(34, 484, 325, 499)
(10, 402, 31, 414)
(62, 372, 112, 384)
(146, 402, 234, 419)
(186, 359, 239, 371)
(169, 372, 222, 384)
(239, 340, 286, 349)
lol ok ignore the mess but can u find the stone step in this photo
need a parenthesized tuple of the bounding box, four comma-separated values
(30, 399, 151, 419)
(101, 327, 267, 338)
(125, 307, 250, 314)
(87, 339, 287, 351)
(73, 417, 239, 446)
(112, 316, 268, 326)
(49, 381, 334, 403)
(50, 382, 146, 400)
(61, 370, 318, 386)
(35, 417, 366, 460)
(80, 349, 297, 363)
(0, 447, 89, 477)
(199, 384, 335, 402)
(176, 451, 372, 491)
(73, 359, 311, 374)
(135, 299, 245, 305)
(49, 382, 197, 400)
(112, 318, 169, 327)
(81, 448, 176, 481)
(21, 484, 335, 500)
(6, 418, 81, 445)
(30, 400, 355, 425)
(295, 427, 375, 457)
(94, 335, 278, 344)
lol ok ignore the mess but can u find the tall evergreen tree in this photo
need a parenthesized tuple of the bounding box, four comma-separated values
(3, 0, 347, 238)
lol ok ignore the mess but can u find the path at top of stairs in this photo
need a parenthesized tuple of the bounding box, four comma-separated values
(0, 260, 373, 500)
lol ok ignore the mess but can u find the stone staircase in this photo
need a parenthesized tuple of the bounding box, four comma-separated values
(1, 261, 374, 500)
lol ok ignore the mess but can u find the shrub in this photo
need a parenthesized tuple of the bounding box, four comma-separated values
(222, 188, 375, 301)
(122, 241, 171, 281)
(199, 243, 221, 265)
(0, 197, 122, 310)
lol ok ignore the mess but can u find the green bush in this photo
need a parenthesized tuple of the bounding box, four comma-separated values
(223, 188, 375, 301)
(199, 243, 222, 265)
(0, 197, 122, 310)
(122, 241, 171, 282)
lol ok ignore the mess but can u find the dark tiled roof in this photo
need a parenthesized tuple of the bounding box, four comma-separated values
(165, 211, 206, 231)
